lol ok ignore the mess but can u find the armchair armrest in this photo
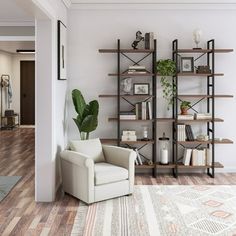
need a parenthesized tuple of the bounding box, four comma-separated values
(60, 150, 95, 203)
(60, 150, 94, 168)
(102, 145, 136, 169)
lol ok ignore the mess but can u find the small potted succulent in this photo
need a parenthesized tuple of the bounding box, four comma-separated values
(180, 101, 191, 115)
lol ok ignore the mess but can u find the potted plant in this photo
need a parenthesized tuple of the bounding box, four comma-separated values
(72, 89, 99, 140)
(180, 101, 191, 115)
(156, 59, 176, 110)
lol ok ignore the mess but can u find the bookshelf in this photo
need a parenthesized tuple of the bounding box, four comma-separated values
(99, 39, 157, 177)
(99, 38, 233, 179)
(170, 39, 234, 178)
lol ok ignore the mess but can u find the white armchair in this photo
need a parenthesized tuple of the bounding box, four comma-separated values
(60, 139, 136, 204)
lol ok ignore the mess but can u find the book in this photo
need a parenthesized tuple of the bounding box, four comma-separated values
(136, 149, 143, 165)
(177, 124, 186, 141)
(206, 148, 212, 166)
(183, 149, 192, 166)
(144, 32, 154, 49)
(147, 101, 152, 120)
(142, 102, 146, 120)
(185, 125, 194, 141)
(191, 149, 198, 166)
(195, 113, 212, 120)
(178, 114, 194, 120)
(129, 66, 146, 70)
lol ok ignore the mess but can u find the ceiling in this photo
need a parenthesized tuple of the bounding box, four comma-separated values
(70, 0, 236, 3)
(0, 41, 35, 54)
(0, 0, 34, 24)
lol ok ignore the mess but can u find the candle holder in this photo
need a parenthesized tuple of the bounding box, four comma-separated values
(141, 126, 150, 141)
(159, 132, 170, 165)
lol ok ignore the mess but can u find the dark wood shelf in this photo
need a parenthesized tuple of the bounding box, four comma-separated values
(156, 163, 175, 169)
(155, 162, 224, 169)
(174, 49, 233, 53)
(108, 73, 155, 77)
(99, 49, 155, 53)
(177, 162, 224, 169)
(156, 118, 175, 122)
(135, 164, 155, 169)
(99, 94, 155, 98)
(108, 118, 155, 122)
(177, 94, 233, 98)
(100, 138, 154, 144)
(177, 73, 224, 77)
(176, 139, 233, 145)
(177, 118, 224, 123)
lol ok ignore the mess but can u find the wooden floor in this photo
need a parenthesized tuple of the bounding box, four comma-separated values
(0, 128, 236, 235)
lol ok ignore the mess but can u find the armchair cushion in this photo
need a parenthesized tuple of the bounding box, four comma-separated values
(69, 138, 105, 163)
(94, 162, 128, 186)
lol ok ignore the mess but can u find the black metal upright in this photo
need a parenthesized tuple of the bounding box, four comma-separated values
(153, 39, 157, 177)
(117, 39, 121, 147)
(207, 39, 215, 178)
(172, 39, 178, 178)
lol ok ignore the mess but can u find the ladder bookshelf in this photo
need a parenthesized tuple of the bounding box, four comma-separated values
(99, 39, 157, 177)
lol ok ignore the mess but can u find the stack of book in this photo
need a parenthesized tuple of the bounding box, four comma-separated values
(127, 66, 147, 74)
(177, 124, 186, 141)
(120, 111, 136, 120)
(144, 32, 154, 49)
(178, 114, 194, 120)
(135, 101, 152, 120)
(195, 113, 212, 120)
(185, 125, 195, 141)
(182, 148, 212, 166)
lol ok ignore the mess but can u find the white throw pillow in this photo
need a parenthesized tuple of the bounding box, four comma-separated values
(69, 138, 105, 163)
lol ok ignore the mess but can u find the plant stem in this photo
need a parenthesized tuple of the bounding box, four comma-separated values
(86, 133, 89, 140)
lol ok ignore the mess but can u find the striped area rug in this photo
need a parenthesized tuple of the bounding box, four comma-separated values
(71, 185, 236, 236)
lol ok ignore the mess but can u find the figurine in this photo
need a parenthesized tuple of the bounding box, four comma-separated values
(131, 31, 144, 50)
(121, 78, 132, 94)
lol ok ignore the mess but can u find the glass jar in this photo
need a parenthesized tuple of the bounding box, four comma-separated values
(159, 132, 170, 165)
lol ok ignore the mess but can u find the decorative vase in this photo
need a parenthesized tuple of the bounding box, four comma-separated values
(181, 107, 188, 115)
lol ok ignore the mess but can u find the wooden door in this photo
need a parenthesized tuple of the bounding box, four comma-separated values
(20, 61, 35, 125)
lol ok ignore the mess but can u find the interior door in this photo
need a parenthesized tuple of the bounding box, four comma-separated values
(20, 61, 35, 125)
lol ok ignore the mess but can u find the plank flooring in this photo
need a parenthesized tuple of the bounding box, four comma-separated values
(0, 128, 236, 235)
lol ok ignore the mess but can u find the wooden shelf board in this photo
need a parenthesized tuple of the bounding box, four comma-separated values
(177, 73, 224, 76)
(108, 73, 155, 77)
(135, 164, 155, 169)
(99, 94, 154, 98)
(177, 118, 224, 123)
(178, 162, 224, 169)
(156, 163, 175, 169)
(99, 49, 155, 53)
(176, 139, 233, 145)
(156, 118, 175, 122)
(174, 49, 233, 53)
(108, 118, 155, 122)
(177, 94, 233, 98)
(100, 139, 154, 144)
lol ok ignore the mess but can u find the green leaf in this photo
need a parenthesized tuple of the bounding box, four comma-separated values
(72, 89, 86, 117)
(80, 115, 98, 133)
(73, 118, 81, 132)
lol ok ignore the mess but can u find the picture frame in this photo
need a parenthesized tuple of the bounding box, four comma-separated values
(133, 83, 150, 95)
(180, 57, 194, 73)
(58, 20, 67, 80)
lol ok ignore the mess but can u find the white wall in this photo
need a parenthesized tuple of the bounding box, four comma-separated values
(68, 9, 236, 172)
(33, 0, 68, 202)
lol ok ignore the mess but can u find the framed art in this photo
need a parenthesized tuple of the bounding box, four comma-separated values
(180, 57, 194, 73)
(133, 83, 150, 95)
(58, 20, 67, 80)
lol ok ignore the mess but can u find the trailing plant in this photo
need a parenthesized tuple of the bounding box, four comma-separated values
(72, 89, 99, 140)
(156, 59, 176, 110)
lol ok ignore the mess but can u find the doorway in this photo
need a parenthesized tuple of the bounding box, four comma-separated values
(20, 60, 35, 125)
